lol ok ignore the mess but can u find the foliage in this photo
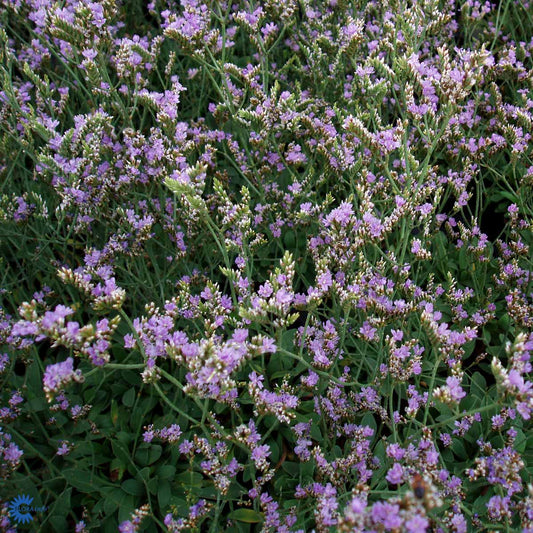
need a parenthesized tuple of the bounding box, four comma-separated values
(0, 0, 532, 531)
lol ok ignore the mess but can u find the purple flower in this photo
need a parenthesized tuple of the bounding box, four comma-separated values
(324, 201, 353, 227)
(285, 144, 307, 165)
(405, 515, 430, 532)
(386, 443, 405, 461)
(56, 441, 72, 456)
(118, 521, 135, 533)
(3, 441, 23, 464)
(275, 288, 293, 305)
(359, 321, 377, 341)
(317, 271, 333, 292)
(447, 376, 466, 401)
(251, 444, 271, 470)
(143, 426, 155, 443)
(159, 424, 182, 443)
(42, 358, 84, 401)
(487, 495, 511, 521)
(386, 463, 404, 485)
(0, 353, 10, 373)
(371, 501, 402, 529)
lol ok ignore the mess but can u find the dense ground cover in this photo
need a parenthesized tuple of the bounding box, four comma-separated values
(0, 0, 532, 531)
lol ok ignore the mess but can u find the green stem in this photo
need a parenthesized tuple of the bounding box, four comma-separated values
(153, 381, 199, 426)
(84, 363, 145, 379)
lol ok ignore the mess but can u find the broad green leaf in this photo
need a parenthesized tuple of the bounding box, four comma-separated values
(136, 467, 151, 483)
(48, 515, 68, 531)
(361, 413, 377, 434)
(111, 399, 119, 427)
(121, 479, 145, 496)
(451, 439, 468, 460)
(135, 444, 162, 466)
(227, 509, 263, 523)
(157, 465, 176, 480)
(62, 468, 109, 493)
(101, 488, 134, 518)
(158, 481, 171, 509)
(470, 372, 487, 400)
(122, 387, 136, 408)
(111, 440, 131, 467)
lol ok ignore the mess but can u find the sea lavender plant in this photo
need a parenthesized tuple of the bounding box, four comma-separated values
(0, 0, 532, 531)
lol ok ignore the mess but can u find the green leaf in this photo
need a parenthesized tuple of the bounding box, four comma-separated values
(135, 444, 162, 466)
(84, 387, 97, 403)
(48, 515, 68, 531)
(101, 487, 134, 518)
(373, 439, 386, 466)
(111, 440, 131, 467)
(147, 476, 159, 495)
(360, 414, 377, 434)
(48, 487, 72, 518)
(441, 448, 454, 463)
(111, 399, 119, 427)
(524, 436, 533, 461)
(158, 480, 171, 509)
(310, 423, 322, 441)
(281, 329, 296, 355)
(489, 190, 518, 204)
(270, 370, 291, 380)
(117, 431, 133, 444)
(463, 339, 475, 359)
(122, 387, 136, 408)
(482, 329, 492, 345)
(62, 468, 108, 493)
(109, 458, 126, 481)
(121, 479, 145, 496)
(470, 372, 487, 400)
(26, 396, 46, 412)
(118, 496, 136, 523)
(136, 467, 152, 483)
(281, 461, 300, 476)
(227, 509, 263, 523)
(157, 465, 176, 480)
(26, 357, 43, 392)
(473, 492, 493, 516)
(283, 230, 296, 249)
(122, 371, 143, 387)
(269, 439, 280, 464)
(451, 439, 468, 460)
(514, 429, 527, 454)
(176, 470, 203, 487)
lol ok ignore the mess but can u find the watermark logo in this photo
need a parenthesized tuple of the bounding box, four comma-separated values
(8, 494, 47, 525)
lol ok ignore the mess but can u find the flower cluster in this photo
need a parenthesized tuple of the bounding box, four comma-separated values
(12, 301, 120, 366)
(0, 428, 23, 479)
(0, 0, 532, 530)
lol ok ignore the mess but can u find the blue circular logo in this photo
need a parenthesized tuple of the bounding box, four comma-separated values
(8, 494, 34, 524)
